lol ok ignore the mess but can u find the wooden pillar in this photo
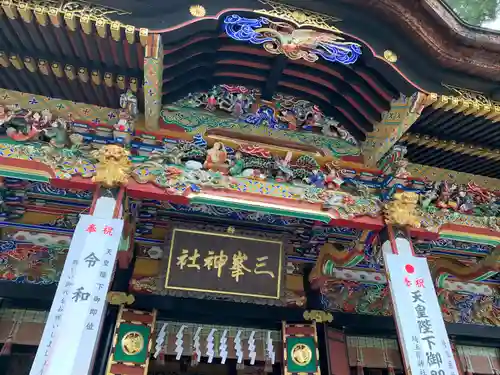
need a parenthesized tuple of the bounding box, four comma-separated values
(92, 306, 119, 375)
(143, 33, 163, 130)
(323, 328, 350, 375)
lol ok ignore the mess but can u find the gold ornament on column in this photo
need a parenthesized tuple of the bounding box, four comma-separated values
(121, 332, 145, 355)
(291, 343, 312, 366)
(189, 5, 206, 17)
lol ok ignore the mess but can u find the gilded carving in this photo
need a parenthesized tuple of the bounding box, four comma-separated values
(384, 192, 421, 228)
(91, 145, 132, 188)
(303, 310, 333, 323)
(255, 0, 342, 32)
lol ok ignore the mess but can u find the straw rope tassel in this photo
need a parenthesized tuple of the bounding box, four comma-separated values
(0, 318, 21, 356)
(382, 340, 395, 375)
(356, 340, 364, 375)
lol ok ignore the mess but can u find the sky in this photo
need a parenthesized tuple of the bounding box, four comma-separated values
(482, 17, 500, 30)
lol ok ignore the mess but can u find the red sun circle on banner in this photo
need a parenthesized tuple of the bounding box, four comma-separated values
(405, 264, 415, 274)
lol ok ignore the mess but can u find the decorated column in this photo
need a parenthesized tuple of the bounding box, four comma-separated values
(282, 322, 321, 375)
(143, 33, 163, 130)
(104, 307, 157, 375)
(382, 193, 459, 375)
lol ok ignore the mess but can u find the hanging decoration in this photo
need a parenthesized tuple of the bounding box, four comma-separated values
(175, 325, 186, 360)
(248, 330, 257, 365)
(224, 14, 361, 65)
(154, 322, 281, 363)
(154, 323, 167, 359)
(154, 322, 168, 365)
(193, 327, 202, 365)
(207, 328, 216, 363)
(235, 330, 244, 364)
(220, 329, 228, 364)
(267, 330, 276, 364)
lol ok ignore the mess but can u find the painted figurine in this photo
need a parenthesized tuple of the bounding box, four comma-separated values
(6, 109, 52, 141)
(0, 105, 13, 128)
(393, 159, 410, 179)
(204, 142, 229, 173)
(420, 181, 440, 211)
(436, 181, 453, 209)
(231, 93, 244, 118)
(278, 109, 297, 130)
(229, 151, 245, 176)
(275, 151, 293, 182)
(44, 116, 71, 148)
(304, 105, 322, 129)
(115, 90, 138, 132)
(325, 164, 343, 189)
(205, 95, 217, 111)
(306, 169, 326, 188)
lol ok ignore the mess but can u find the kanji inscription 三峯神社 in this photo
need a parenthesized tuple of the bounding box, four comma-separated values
(383, 248, 459, 375)
(165, 228, 283, 300)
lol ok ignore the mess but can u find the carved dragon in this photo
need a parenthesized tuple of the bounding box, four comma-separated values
(310, 242, 365, 281)
(430, 245, 500, 282)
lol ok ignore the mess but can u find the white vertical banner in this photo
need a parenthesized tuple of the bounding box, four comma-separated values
(30, 214, 124, 375)
(383, 242, 459, 375)
(29, 217, 89, 375)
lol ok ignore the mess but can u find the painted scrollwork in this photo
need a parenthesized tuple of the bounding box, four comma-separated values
(321, 280, 500, 326)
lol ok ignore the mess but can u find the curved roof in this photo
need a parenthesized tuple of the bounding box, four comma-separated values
(160, 14, 401, 141)
(63, 0, 500, 93)
(443, 0, 500, 31)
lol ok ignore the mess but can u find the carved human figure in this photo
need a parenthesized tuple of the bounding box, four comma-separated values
(229, 151, 245, 176)
(0, 105, 13, 128)
(304, 105, 322, 129)
(306, 169, 326, 188)
(115, 90, 138, 132)
(275, 151, 293, 182)
(44, 116, 71, 148)
(325, 164, 343, 189)
(393, 159, 410, 179)
(6, 109, 52, 141)
(205, 95, 217, 112)
(231, 93, 244, 118)
(204, 142, 228, 173)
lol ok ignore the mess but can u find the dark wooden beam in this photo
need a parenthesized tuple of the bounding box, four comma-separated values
(131, 294, 305, 330)
(0, 281, 55, 310)
(261, 55, 288, 101)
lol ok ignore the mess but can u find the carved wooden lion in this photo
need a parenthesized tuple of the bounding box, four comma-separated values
(384, 192, 421, 228)
(91, 145, 132, 188)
